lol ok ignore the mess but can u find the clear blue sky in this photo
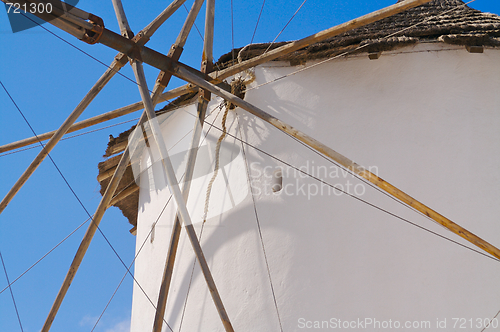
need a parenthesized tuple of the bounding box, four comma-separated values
(1, 1, 499, 331)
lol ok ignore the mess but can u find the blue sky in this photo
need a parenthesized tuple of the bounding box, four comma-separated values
(1, 1, 499, 331)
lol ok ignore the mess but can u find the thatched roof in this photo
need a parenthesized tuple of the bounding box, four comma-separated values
(218, 0, 500, 67)
(98, 0, 500, 232)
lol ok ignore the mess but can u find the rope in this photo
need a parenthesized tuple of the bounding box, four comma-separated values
(202, 101, 229, 223)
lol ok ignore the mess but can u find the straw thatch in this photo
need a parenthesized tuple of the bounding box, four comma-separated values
(219, 0, 500, 67)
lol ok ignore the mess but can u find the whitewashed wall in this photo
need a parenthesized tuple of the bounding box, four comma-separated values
(130, 42, 500, 332)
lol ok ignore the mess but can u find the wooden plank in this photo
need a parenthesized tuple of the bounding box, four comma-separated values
(173, 64, 500, 262)
(108, 184, 139, 207)
(0, 81, 195, 154)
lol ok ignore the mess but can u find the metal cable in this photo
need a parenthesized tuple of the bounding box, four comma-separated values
(263, 0, 307, 54)
(0, 250, 24, 332)
(235, 112, 284, 332)
(250, 0, 266, 44)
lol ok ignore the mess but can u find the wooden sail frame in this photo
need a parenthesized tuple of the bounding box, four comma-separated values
(1, 0, 499, 330)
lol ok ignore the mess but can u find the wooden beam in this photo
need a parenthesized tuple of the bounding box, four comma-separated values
(108, 184, 139, 207)
(97, 0, 434, 106)
(153, 2, 216, 331)
(41, 129, 136, 332)
(212, 0, 433, 80)
(0, 0, 194, 213)
(0, 55, 128, 215)
(132, 60, 234, 332)
(0, 85, 192, 154)
(173, 64, 500, 262)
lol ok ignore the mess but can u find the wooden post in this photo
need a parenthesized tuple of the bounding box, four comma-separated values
(112, 0, 233, 329)
(131, 60, 234, 332)
(152, 1, 216, 331)
(173, 65, 500, 261)
(38, 1, 191, 329)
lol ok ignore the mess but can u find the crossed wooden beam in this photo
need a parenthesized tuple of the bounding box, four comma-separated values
(1, 1, 499, 331)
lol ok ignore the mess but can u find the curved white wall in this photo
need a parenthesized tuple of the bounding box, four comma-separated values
(131, 43, 500, 332)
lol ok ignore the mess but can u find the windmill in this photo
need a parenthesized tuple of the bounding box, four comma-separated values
(1, 0, 500, 331)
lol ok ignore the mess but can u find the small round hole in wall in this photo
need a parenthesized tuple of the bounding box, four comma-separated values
(272, 168, 283, 193)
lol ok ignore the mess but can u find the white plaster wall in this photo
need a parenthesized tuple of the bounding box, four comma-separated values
(131, 43, 500, 332)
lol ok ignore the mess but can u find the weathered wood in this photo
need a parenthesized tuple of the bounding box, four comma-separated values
(108, 184, 139, 207)
(152, 1, 210, 331)
(173, 64, 500, 262)
(132, 60, 234, 332)
(112, 0, 133, 38)
(203, 0, 215, 63)
(38, 2, 189, 329)
(97, 159, 131, 182)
